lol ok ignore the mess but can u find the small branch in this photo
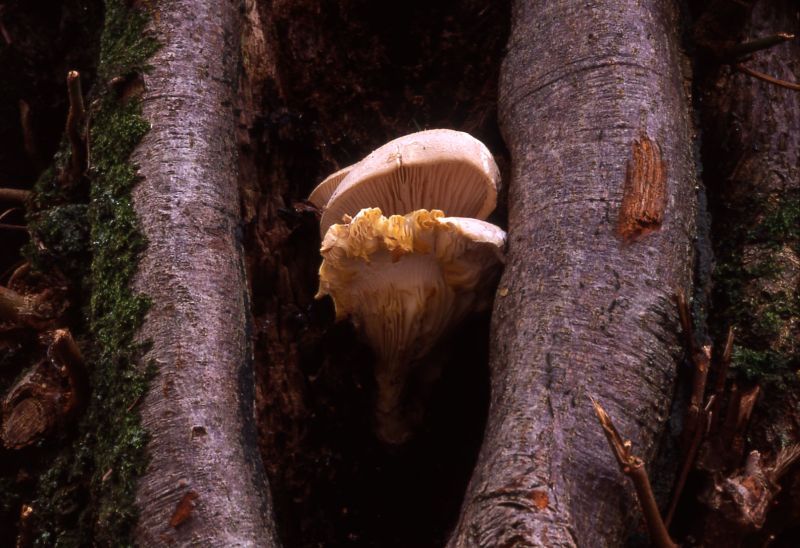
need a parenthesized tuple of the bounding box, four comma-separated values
(0, 188, 31, 204)
(65, 70, 87, 183)
(0, 7, 12, 46)
(676, 290, 695, 353)
(6, 262, 29, 287)
(686, 343, 711, 443)
(18, 100, 41, 171)
(724, 33, 795, 59)
(0, 223, 27, 232)
(770, 444, 800, 480)
(16, 504, 34, 548)
(720, 385, 760, 466)
(676, 291, 711, 447)
(49, 329, 88, 414)
(666, 396, 714, 527)
(709, 327, 734, 428)
(735, 63, 800, 92)
(592, 399, 677, 548)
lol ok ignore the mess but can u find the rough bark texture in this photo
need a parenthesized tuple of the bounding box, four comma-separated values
(449, 1, 696, 546)
(131, 1, 278, 545)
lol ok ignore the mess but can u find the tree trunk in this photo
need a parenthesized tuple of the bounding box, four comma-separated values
(449, 1, 697, 546)
(130, 0, 279, 544)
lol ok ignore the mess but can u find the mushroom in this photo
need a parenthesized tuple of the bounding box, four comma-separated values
(307, 164, 352, 209)
(318, 129, 500, 236)
(317, 207, 505, 444)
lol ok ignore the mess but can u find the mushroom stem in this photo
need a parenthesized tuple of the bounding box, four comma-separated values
(374, 358, 412, 445)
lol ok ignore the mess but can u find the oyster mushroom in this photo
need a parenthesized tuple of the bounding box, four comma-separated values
(308, 164, 353, 209)
(319, 129, 500, 236)
(317, 208, 505, 444)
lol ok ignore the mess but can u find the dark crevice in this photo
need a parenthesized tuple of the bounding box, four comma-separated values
(241, 1, 510, 546)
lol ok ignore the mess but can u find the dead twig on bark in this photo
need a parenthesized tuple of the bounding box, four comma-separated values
(592, 399, 677, 548)
(65, 71, 87, 184)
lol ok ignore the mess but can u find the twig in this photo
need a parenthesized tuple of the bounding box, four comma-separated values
(0, 188, 30, 204)
(676, 291, 695, 353)
(592, 399, 677, 548)
(6, 262, 29, 287)
(665, 396, 714, 527)
(0, 6, 12, 46)
(49, 329, 88, 413)
(676, 291, 711, 446)
(0, 223, 27, 232)
(720, 385, 760, 466)
(65, 71, 87, 183)
(16, 504, 34, 548)
(735, 63, 800, 92)
(18, 100, 41, 171)
(709, 327, 734, 427)
(724, 33, 795, 59)
(770, 444, 800, 480)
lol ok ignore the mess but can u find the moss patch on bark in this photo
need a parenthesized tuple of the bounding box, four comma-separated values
(25, 1, 158, 545)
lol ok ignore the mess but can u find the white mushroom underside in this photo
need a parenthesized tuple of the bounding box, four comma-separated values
(321, 161, 494, 236)
(344, 253, 474, 365)
(317, 208, 505, 366)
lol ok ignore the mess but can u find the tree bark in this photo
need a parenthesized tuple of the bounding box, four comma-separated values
(449, 1, 696, 546)
(130, 0, 279, 544)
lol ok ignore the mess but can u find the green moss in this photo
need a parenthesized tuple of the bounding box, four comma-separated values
(713, 191, 799, 390)
(28, 1, 158, 545)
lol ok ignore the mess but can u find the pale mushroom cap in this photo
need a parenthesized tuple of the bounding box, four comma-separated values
(307, 165, 353, 209)
(319, 129, 500, 236)
(317, 208, 506, 365)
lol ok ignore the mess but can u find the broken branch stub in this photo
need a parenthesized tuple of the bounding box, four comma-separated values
(1, 329, 86, 449)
